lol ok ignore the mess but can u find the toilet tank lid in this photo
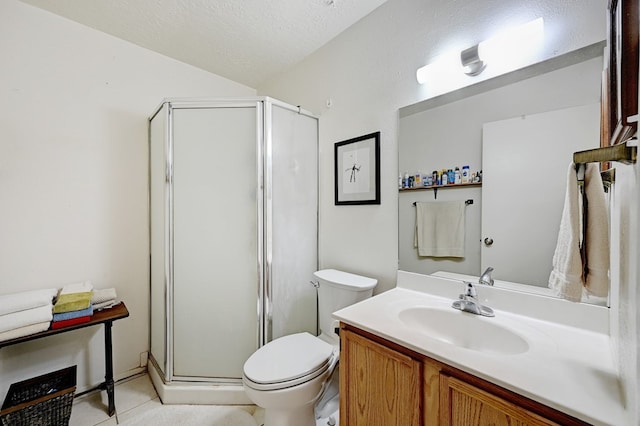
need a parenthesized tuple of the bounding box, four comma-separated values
(313, 269, 377, 290)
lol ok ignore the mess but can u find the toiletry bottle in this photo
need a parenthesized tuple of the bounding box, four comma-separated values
(403, 172, 409, 188)
(454, 167, 461, 184)
(432, 170, 438, 186)
(399, 175, 403, 189)
(462, 165, 470, 183)
(415, 171, 421, 187)
(448, 169, 454, 184)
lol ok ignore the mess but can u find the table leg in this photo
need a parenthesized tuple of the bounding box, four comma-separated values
(104, 321, 115, 416)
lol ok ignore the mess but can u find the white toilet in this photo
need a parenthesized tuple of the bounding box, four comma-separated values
(242, 269, 377, 426)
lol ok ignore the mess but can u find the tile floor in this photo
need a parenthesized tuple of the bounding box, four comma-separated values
(69, 373, 262, 426)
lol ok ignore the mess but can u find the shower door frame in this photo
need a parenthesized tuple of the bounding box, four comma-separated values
(149, 99, 264, 384)
(148, 97, 318, 384)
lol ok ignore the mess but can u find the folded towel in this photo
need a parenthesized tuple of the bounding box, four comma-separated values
(414, 201, 465, 257)
(53, 305, 93, 322)
(0, 321, 51, 342)
(50, 315, 91, 330)
(53, 292, 93, 314)
(0, 289, 57, 316)
(91, 288, 117, 305)
(59, 281, 93, 295)
(583, 164, 610, 297)
(0, 305, 53, 334)
(93, 300, 119, 311)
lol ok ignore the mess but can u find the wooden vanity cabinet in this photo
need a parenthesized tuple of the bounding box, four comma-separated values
(340, 323, 589, 426)
(439, 374, 558, 425)
(339, 326, 422, 425)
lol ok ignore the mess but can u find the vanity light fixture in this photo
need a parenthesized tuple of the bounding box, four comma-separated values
(416, 17, 544, 84)
(460, 44, 485, 76)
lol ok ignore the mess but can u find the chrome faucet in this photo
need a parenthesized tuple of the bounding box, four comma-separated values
(451, 272, 495, 317)
(479, 267, 495, 287)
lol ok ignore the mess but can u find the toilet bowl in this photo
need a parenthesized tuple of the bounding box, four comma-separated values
(242, 269, 377, 426)
(243, 332, 338, 426)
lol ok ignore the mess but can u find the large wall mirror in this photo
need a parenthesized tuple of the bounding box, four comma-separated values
(398, 42, 609, 305)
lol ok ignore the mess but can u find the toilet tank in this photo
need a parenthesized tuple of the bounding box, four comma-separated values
(314, 269, 377, 338)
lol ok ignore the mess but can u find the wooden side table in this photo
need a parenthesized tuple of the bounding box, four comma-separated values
(0, 302, 130, 416)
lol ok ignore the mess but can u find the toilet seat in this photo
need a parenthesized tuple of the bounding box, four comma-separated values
(243, 332, 337, 391)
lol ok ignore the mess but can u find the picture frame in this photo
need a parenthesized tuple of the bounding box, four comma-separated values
(334, 132, 380, 205)
(607, 0, 638, 146)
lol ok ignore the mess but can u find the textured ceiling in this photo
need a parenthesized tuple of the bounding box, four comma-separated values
(18, 0, 388, 88)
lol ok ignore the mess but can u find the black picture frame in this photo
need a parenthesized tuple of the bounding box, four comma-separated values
(334, 132, 380, 205)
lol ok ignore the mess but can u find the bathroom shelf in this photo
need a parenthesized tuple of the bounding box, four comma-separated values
(399, 182, 481, 199)
(399, 182, 482, 192)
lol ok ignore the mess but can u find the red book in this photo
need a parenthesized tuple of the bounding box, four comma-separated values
(51, 315, 91, 330)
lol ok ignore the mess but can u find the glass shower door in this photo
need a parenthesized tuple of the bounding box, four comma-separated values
(269, 104, 318, 340)
(171, 105, 259, 379)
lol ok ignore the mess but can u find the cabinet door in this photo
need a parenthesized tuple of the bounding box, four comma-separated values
(340, 329, 421, 426)
(439, 374, 558, 426)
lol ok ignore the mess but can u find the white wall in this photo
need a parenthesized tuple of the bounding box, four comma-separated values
(258, 0, 607, 294)
(0, 0, 255, 397)
(609, 153, 640, 423)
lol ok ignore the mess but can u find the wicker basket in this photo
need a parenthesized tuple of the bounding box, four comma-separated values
(0, 365, 77, 426)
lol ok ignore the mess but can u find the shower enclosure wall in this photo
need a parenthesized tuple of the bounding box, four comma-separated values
(148, 98, 318, 402)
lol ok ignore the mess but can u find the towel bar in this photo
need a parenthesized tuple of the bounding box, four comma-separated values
(573, 140, 637, 165)
(413, 199, 473, 206)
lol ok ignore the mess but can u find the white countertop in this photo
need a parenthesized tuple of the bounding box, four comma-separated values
(333, 271, 626, 426)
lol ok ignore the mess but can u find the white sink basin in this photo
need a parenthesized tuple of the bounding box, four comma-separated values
(398, 307, 529, 355)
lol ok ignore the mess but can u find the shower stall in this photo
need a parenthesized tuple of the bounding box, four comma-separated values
(148, 98, 318, 402)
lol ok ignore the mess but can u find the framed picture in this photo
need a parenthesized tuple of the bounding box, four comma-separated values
(607, 0, 638, 145)
(334, 132, 380, 205)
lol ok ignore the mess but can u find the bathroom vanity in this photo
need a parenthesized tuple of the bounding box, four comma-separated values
(334, 271, 626, 425)
(340, 324, 584, 425)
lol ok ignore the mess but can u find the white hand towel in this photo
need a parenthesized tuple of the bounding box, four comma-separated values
(548, 163, 610, 301)
(59, 280, 93, 295)
(583, 163, 610, 297)
(414, 201, 465, 258)
(0, 288, 57, 316)
(549, 163, 583, 301)
(0, 321, 51, 342)
(91, 288, 117, 305)
(0, 304, 53, 334)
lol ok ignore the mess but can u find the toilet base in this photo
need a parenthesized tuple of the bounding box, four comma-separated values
(316, 408, 339, 426)
(263, 403, 315, 426)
